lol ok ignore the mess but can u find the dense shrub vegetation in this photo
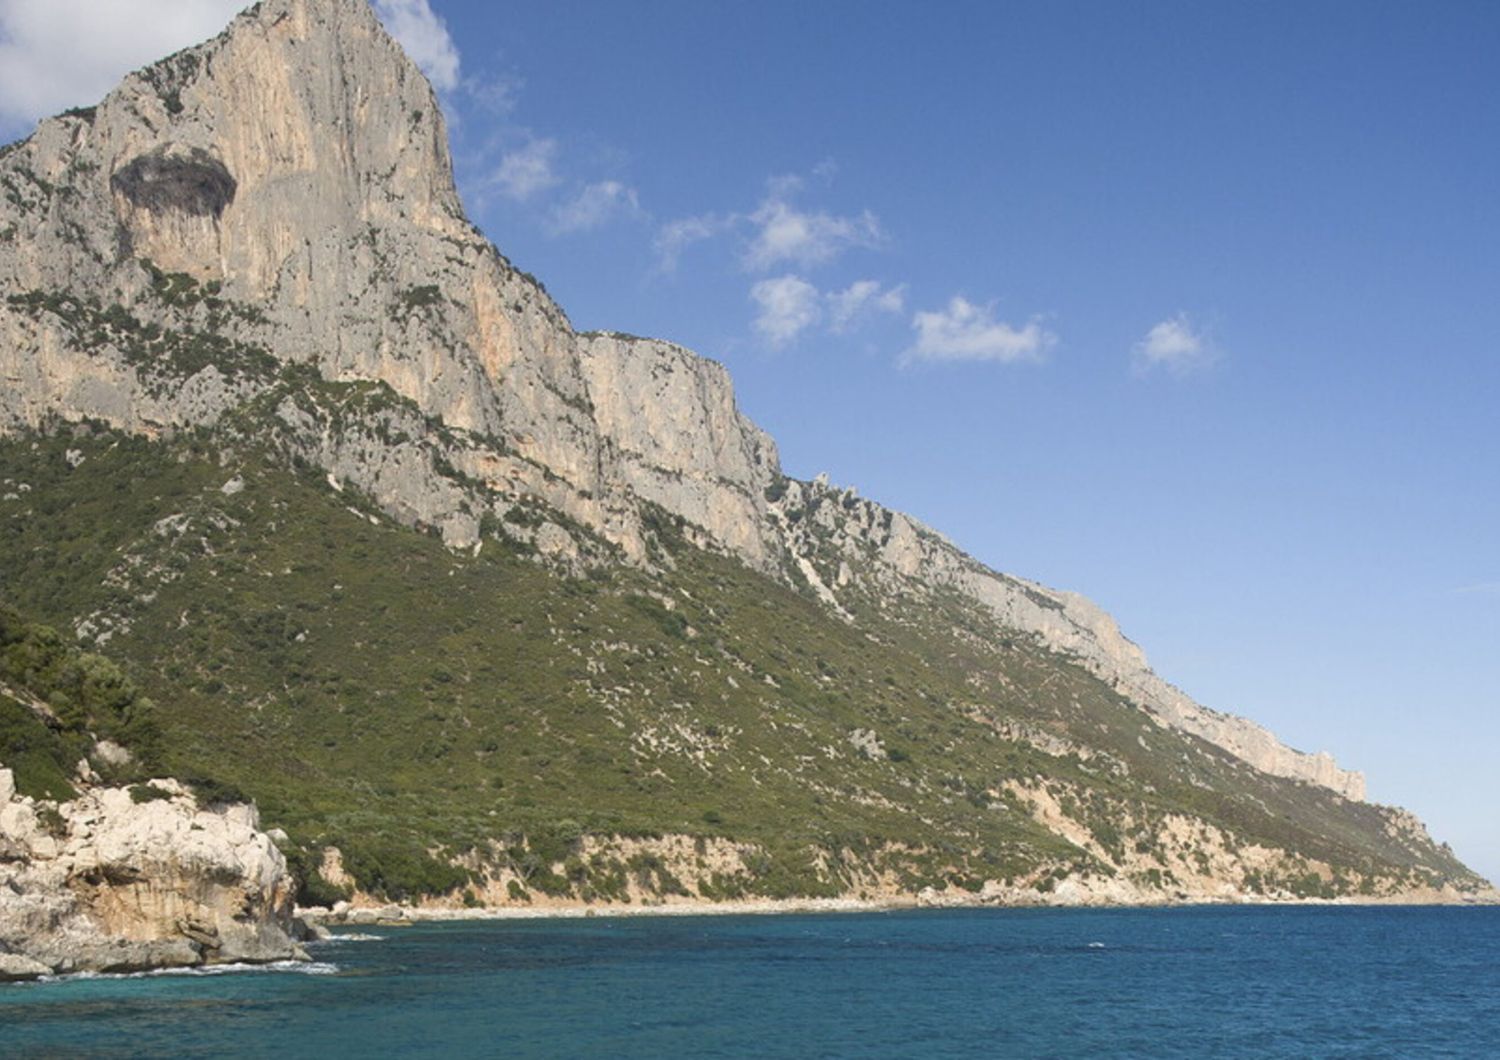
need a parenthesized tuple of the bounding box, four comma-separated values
(0, 601, 162, 797)
(0, 429, 1479, 902)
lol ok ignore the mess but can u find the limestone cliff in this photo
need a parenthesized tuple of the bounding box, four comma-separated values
(0, 767, 306, 981)
(577, 332, 783, 568)
(0, 0, 1359, 805)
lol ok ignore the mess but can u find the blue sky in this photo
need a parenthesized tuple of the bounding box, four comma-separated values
(2, 0, 1497, 881)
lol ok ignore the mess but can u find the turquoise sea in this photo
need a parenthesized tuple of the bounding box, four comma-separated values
(2, 906, 1496, 1058)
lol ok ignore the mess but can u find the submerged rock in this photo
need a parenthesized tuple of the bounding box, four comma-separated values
(0, 767, 307, 981)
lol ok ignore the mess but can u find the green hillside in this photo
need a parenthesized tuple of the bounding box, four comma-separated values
(1, 424, 1478, 904)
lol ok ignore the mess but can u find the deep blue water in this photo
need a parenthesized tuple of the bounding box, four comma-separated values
(3, 906, 1498, 1058)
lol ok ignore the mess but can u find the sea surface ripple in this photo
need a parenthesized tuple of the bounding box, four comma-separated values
(2, 905, 1497, 1058)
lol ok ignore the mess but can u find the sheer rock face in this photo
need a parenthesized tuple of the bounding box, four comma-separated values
(0, 0, 1361, 799)
(0, 0, 605, 536)
(0, 769, 305, 980)
(578, 332, 783, 569)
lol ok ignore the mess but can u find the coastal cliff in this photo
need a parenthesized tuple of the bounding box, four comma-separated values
(0, 0, 1484, 936)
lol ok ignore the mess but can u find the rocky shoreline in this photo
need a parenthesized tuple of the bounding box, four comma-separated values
(0, 767, 314, 982)
(298, 883, 1497, 930)
(4, 752, 1489, 985)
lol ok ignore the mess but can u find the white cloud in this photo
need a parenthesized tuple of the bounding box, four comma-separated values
(827, 280, 905, 332)
(372, 0, 460, 93)
(0, 0, 244, 130)
(550, 180, 640, 234)
(751, 274, 822, 347)
(907, 297, 1056, 365)
(750, 276, 906, 346)
(745, 196, 883, 272)
(465, 71, 522, 115)
(654, 213, 733, 272)
(1453, 581, 1500, 596)
(765, 172, 805, 199)
(653, 166, 882, 276)
(1133, 312, 1217, 374)
(0, 0, 464, 133)
(487, 138, 559, 201)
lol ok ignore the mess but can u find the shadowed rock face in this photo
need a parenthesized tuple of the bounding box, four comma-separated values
(110, 146, 237, 219)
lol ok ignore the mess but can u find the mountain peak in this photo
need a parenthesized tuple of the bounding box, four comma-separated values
(77, 0, 464, 292)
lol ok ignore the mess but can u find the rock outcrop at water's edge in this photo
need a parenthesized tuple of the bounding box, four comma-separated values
(0, 766, 307, 981)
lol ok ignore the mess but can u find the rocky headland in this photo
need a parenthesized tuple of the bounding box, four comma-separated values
(0, 766, 308, 981)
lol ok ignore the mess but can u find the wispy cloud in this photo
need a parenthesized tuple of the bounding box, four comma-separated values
(458, 80, 643, 236)
(550, 180, 640, 234)
(747, 276, 907, 348)
(827, 280, 905, 332)
(1133, 312, 1218, 374)
(906, 297, 1056, 365)
(653, 213, 734, 273)
(455, 72, 640, 229)
(745, 195, 883, 272)
(751, 274, 823, 347)
(485, 137, 559, 201)
(373, 0, 460, 93)
(654, 167, 883, 275)
(1452, 581, 1500, 596)
(0, 0, 244, 130)
(464, 70, 523, 115)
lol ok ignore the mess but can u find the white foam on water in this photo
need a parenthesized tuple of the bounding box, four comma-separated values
(36, 960, 339, 983)
(316, 932, 385, 944)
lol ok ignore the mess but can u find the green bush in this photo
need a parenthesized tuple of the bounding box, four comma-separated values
(0, 697, 82, 801)
(0, 601, 161, 770)
(129, 783, 175, 804)
(282, 844, 354, 907)
(338, 834, 470, 902)
(183, 774, 249, 807)
(35, 803, 67, 838)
